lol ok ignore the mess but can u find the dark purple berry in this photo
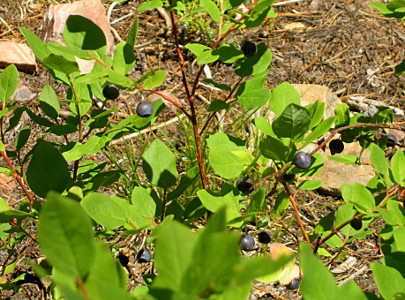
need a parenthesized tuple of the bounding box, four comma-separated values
(240, 233, 255, 251)
(286, 278, 299, 290)
(293, 151, 311, 169)
(387, 134, 397, 146)
(137, 248, 152, 263)
(136, 101, 154, 117)
(329, 139, 344, 155)
(258, 230, 272, 244)
(241, 41, 257, 57)
(118, 253, 129, 267)
(236, 177, 254, 194)
(103, 84, 119, 100)
(350, 218, 362, 230)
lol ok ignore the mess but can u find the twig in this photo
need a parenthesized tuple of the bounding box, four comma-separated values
(253, 285, 289, 300)
(110, 115, 185, 145)
(168, 1, 207, 189)
(0, 150, 34, 204)
(298, 44, 327, 75)
(281, 182, 311, 245)
(337, 265, 368, 286)
(273, 0, 300, 6)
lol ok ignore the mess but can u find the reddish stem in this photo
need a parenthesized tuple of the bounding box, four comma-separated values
(0, 150, 34, 204)
(281, 181, 311, 244)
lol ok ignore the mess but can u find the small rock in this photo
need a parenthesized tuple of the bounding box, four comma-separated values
(0, 173, 17, 192)
(292, 84, 342, 119)
(40, 0, 114, 54)
(284, 22, 307, 31)
(309, 141, 374, 196)
(0, 41, 37, 72)
(13, 84, 36, 102)
(388, 129, 405, 143)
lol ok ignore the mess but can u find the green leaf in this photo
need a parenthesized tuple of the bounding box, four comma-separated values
(0, 197, 32, 223)
(15, 126, 31, 151)
(302, 117, 336, 146)
(259, 135, 290, 161)
(341, 183, 376, 213)
(253, 118, 273, 135)
(152, 220, 198, 291)
(137, 0, 163, 12)
(38, 192, 95, 279)
(300, 243, 367, 300)
(315, 211, 335, 235)
(46, 41, 89, 60)
(142, 70, 167, 90)
(395, 60, 405, 75)
(370, 143, 388, 175)
(185, 43, 219, 65)
(270, 82, 300, 116)
(20, 27, 51, 61)
(371, 2, 405, 18)
(298, 180, 323, 190)
(213, 44, 244, 64)
(393, 226, 405, 252)
(272, 103, 311, 141)
(39, 85, 60, 119)
(6, 106, 25, 132)
(64, 15, 106, 51)
(46, 124, 77, 136)
(62, 136, 109, 161)
(371, 263, 405, 300)
(234, 43, 272, 77)
(113, 42, 136, 75)
(181, 208, 241, 295)
(209, 148, 244, 179)
(244, 0, 274, 28)
(0, 64, 19, 103)
(387, 0, 405, 11)
(307, 100, 326, 129)
(85, 241, 132, 300)
(334, 103, 350, 128)
(206, 132, 245, 151)
(26, 108, 54, 127)
(168, 165, 200, 200)
(143, 139, 179, 188)
(42, 54, 79, 75)
(207, 99, 230, 112)
(197, 190, 241, 224)
(126, 19, 138, 49)
(81, 193, 152, 230)
(26, 140, 71, 197)
(392, 150, 405, 186)
(328, 154, 359, 165)
(201, 0, 221, 22)
(297, 243, 337, 298)
(246, 187, 266, 214)
(235, 75, 271, 109)
(131, 186, 156, 219)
